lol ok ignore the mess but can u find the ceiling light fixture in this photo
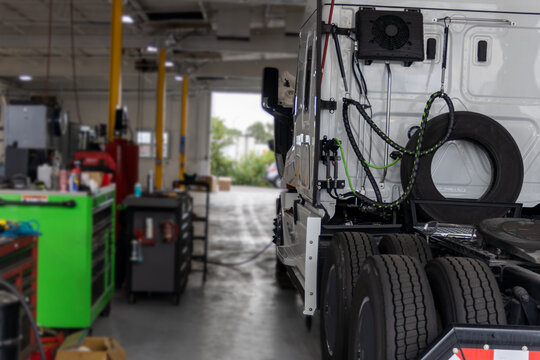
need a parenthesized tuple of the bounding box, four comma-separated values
(19, 75, 32, 82)
(122, 15, 134, 24)
(165, 61, 174, 68)
(174, 75, 184, 81)
(146, 46, 158, 53)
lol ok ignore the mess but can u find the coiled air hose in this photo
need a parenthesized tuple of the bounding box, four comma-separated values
(341, 91, 455, 210)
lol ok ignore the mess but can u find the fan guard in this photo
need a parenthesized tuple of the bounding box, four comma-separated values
(371, 15, 410, 51)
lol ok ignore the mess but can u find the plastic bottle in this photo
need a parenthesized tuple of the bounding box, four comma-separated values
(69, 162, 81, 192)
(147, 170, 154, 194)
(134, 182, 142, 197)
(59, 168, 68, 192)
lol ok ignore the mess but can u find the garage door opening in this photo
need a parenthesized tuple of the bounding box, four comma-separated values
(211, 91, 278, 188)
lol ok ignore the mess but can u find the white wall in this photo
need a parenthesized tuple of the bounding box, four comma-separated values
(58, 82, 211, 189)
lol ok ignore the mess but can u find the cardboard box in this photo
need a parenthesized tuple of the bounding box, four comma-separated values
(55, 337, 127, 360)
(196, 175, 219, 193)
(218, 177, 232, 191)
(81, 171, 104, 190)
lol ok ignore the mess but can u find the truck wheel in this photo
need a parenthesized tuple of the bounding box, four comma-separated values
(379, 234, 432, 265)
(348, 255, 438, 360)
(320, 232, 378, 360)
(426, 257, 506, 328)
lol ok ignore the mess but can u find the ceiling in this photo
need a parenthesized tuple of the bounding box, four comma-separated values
(0, 0, 309, 94)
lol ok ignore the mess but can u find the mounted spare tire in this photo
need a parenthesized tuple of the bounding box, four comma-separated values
(401, 111, 523, 224)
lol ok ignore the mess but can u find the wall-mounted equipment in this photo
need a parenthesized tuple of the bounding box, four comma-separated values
(4, 105, 81, 167)
(356, 9, 424, 64)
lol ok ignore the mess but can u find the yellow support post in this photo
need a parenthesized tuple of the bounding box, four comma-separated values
(107, 0, 123, 141)
(155, 49, 167, 190)
(179, 76, 188, 181)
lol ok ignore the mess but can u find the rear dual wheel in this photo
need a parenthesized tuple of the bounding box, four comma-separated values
(426, 257, 506, 328)
(379, 233, 432, 265)
(320, 232, 378, 360)
(348, 255, 438, 360)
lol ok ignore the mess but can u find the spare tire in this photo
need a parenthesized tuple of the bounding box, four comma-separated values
(401, 111, 523, 224)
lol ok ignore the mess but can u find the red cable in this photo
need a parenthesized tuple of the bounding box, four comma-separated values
(321, 0, 335, 81)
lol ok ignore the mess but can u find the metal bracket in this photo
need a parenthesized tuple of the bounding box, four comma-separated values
(321, 99, 337, 113)
(321, 23, 352, 36)
(304, 216, 321, 316)
(317, 180, 345, 190)
(320, 136, 339, 162)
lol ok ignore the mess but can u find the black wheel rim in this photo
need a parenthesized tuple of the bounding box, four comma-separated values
(324, 265, 338, 355)
(354, 296, 375, 360)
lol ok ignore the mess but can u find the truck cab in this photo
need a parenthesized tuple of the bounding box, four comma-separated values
(263, 1, 540, 359)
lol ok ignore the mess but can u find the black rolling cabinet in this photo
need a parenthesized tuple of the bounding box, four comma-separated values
(124, 192, 193, 305)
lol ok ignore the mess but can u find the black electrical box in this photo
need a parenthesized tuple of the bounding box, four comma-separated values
(356, 9, 424, 64)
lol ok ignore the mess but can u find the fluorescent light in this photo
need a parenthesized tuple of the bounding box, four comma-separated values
(146, 46, 158, 53)
(19, 75, 32, 81)
(165, 61, 174, 68)
(122, 15, 134, 24)
(174, 75, 183, 81)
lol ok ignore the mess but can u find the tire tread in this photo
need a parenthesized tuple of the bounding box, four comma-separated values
(427, 257, 506, 327)
(374, 255, 435, 359)
(379, 234, 432, 265)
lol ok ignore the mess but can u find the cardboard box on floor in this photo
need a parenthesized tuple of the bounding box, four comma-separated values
(55, 335, 126, 360)
(196, 175, 219, 193)
(218, 177, 231, 191)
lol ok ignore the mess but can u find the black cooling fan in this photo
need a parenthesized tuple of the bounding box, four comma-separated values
(356, 9, 424, 63)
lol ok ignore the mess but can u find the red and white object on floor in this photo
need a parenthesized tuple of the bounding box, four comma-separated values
(450, 348, 540, 359)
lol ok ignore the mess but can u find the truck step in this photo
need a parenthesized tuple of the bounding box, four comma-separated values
(276, 244, 301, 267)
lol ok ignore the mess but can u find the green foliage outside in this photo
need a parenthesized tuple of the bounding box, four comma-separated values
(233, 150, 275, 187)
(210, 117, 241, 177)
(210, 117, 275, 187)
(246, 122, 274, 144)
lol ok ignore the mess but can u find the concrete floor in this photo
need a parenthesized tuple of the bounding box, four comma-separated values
(94, 186, 321, 360)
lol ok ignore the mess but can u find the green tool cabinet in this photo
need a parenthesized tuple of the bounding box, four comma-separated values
(0, 185, 116, 328)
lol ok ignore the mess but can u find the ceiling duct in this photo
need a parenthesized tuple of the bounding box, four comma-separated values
(146, 12, 204, 21)
(216, 8, 251, 41)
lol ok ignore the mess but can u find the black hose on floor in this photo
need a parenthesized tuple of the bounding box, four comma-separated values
(207, 239, 274, 267)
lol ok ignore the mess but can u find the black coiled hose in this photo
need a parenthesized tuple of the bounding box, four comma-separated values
(342, 91, 455, 210)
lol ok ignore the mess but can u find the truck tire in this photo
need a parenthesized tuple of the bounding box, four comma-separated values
(379, 234, 432, 265)
(320, 232, 378, 360)
(401, 111, 523, 225)
(425, 257, 506, 329)
(348, 255, 438, 360)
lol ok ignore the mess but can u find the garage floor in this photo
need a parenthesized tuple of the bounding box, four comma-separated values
(93, 186, 321, 359)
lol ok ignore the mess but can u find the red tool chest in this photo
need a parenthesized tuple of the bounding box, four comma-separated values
(0, 235, 38, 359)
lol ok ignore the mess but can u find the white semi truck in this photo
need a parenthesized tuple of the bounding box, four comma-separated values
(263, 1, 540, 359)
